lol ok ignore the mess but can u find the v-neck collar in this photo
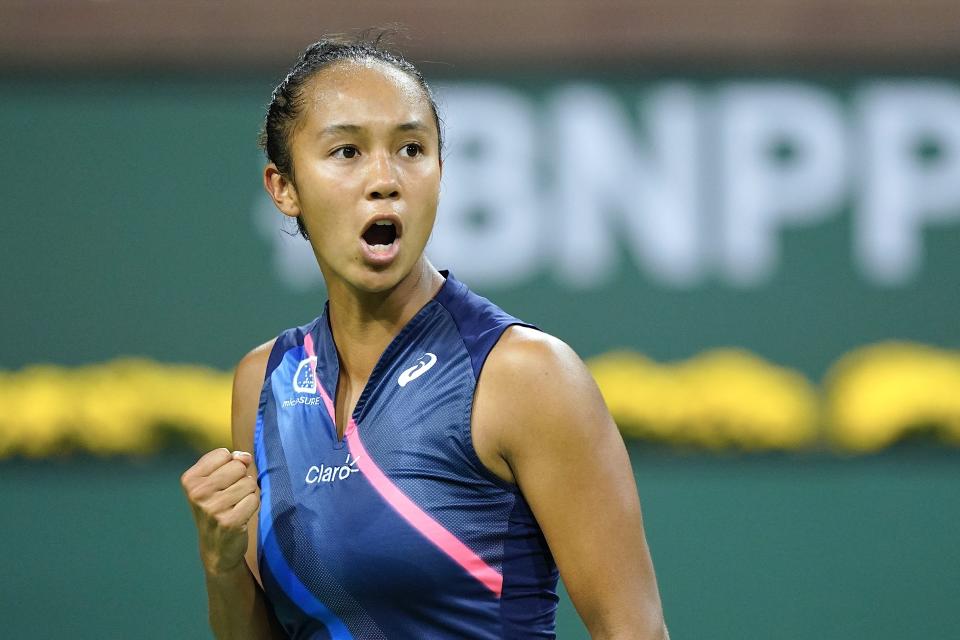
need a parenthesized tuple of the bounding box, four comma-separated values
(310, 271, 459, 426)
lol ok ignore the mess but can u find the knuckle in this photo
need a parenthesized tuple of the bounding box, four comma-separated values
(186, 482, 209, 504)
(180, 467, 197, 487)
(238, 500, 259, 521)
(230, 464, 249, 482)
(207, 447, 230, 461)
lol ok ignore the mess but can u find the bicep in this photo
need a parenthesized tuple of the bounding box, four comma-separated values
(515, 404, 659, 634)
(231, 339, 276, 590)
(488, 331, 666, 636)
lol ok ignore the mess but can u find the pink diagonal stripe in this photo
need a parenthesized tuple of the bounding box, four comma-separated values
(303, 333, 316, 359)
(314, 382, 503, 597)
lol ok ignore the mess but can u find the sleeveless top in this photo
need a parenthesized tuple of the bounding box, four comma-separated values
(254, 271, 560, 639)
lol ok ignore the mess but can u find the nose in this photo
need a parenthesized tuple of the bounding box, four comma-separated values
(367, 153, 400, 200)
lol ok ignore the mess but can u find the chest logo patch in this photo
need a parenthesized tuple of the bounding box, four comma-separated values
(293, 355, 318, 394)
(398, 352, 438, 387)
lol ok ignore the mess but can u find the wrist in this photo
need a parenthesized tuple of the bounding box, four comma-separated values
(202, 556, 249, 580)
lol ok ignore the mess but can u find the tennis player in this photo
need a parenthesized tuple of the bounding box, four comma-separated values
(181, 35, 668, 639)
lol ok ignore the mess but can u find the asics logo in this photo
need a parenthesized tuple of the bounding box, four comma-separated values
(398, 352, 437, 387)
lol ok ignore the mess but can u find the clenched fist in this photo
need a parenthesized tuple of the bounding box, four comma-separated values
(181, 448, 259, 575)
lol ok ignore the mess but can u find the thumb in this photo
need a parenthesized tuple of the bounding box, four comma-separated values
(232, 450, 253, 466)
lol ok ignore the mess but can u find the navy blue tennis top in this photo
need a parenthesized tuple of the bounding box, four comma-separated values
(254, 271, 560, 639)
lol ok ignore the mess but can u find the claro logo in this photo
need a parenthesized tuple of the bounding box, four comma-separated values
(305, 454, 361, 484)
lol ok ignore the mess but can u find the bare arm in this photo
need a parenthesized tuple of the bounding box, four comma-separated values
(477, 328, 669, 639)
(181, 339, 286, 639)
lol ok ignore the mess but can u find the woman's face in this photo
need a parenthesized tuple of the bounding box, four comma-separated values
(285, 60, 442, 294)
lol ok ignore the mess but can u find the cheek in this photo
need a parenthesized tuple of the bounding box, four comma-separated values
(298, 175, 356, 228)
(413, 184, 440, 235)
(413, 167, 442, 211)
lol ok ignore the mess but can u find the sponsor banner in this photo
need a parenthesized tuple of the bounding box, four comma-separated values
(2, 76, 959, 376)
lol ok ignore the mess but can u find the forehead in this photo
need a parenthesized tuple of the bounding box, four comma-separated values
(299, 59, 433, 130)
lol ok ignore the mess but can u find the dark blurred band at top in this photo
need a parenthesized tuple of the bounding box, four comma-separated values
(2, 0, 960, 72)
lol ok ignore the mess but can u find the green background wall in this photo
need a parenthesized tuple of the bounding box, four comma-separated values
(4, 448, 958, 638)
(3, 73, 960, 638)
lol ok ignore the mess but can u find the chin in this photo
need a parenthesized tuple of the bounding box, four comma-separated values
(349, 263, 409, 294)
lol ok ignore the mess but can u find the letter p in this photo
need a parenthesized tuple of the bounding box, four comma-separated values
(857, 82, 960, 285)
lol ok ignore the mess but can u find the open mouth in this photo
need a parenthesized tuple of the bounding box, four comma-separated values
(361, 219, 399, 250)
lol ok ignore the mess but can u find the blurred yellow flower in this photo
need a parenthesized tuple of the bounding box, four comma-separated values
(824, 342, 960, 452)
(0, 359, 231, 458)
(588, 349, 819, 451)
(1, 343, 958, 457)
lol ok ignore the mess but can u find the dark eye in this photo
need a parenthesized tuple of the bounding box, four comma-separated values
(402, 143, 422, 158)
(332, 146, 358, 159)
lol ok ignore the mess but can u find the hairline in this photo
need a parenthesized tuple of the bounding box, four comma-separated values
(285, 59, 441, 179)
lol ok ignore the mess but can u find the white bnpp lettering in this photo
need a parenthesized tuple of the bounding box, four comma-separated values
(258, 81, 960, 291)
(304, 454, 362, 484)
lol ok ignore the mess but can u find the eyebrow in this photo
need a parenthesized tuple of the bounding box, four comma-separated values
(320, 123, 361, 136)
(397, 121, 430, 133)
(319, 121, 431, 137)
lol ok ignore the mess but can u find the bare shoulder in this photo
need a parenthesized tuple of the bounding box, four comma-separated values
(231, 338, 277, 453)
(483, 325, 604, 421)
(475, 325, 615, 477)
(233, 339, 276, 393)
(484, 325, 591, 386)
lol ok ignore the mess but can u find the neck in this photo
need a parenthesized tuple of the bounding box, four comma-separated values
(325, 258, 444, 383)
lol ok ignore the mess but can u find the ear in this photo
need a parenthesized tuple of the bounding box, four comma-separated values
(263, 163, 301, 219)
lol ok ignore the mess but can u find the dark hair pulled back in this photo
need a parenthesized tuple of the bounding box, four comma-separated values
(258, 32, 444, 240)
